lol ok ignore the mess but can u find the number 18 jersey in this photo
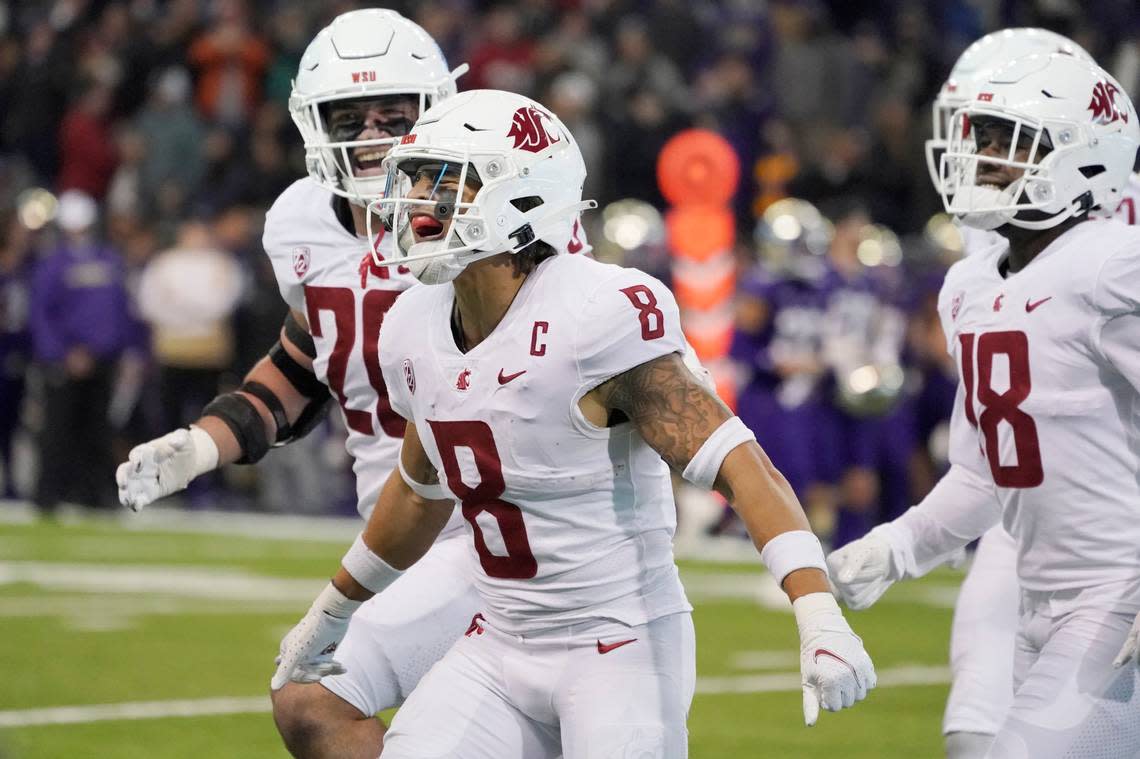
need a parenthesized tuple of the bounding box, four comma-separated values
(938, 218, 1140, 593)
(379, 254, 693, 634)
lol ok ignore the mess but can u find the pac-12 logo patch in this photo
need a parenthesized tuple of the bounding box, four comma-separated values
(403, 358, 416, 395)
(292, 247, 310, 279)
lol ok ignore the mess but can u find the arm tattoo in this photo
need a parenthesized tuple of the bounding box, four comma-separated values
(597, 352, 733, 471)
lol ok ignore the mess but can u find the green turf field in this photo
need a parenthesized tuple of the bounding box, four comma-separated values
(0, 511, 961, 758)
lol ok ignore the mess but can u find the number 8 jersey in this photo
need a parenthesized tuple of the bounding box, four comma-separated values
(379, 254, 693, 634)
(937, 217, 1140, 592)
(264, 177, 423, 520)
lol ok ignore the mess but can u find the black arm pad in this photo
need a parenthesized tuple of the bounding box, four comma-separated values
(241, 379, 332, 446)
(290, 395, 333, 441)
(202, 392, 270, 464)
(241, 380, 291, 444)
(283, 311, 317, 359)
(269, 341, 328, 399)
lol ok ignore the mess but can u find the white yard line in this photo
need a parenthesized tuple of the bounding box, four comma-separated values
(0, 697, 271, 728)
(0, 665, 950, 728)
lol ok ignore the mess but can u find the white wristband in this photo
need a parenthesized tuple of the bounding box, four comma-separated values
(314, 581, 363, 620)
(188, 425, 220, 475)
(760, 530, 828, 587)
(341, 534, 404, 594)
(682, 416, 756, 490)
(398, 456, 449, 501)
(791, 591, 845, 634)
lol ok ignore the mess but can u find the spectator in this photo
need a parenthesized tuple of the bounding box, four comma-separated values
(57, 78, 120, 200)
(0, 212, 32, 499)
(186, 0, 270, 128)
(603, 16, 689, 117)
(3, 20, 68, 183)
(29, 191, 137, 513)
(136, 219, 243, 438)
(133, 66, 206, 220)
(464, 5, 536, 94)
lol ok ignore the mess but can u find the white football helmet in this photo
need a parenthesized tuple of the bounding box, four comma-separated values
(369, 89, 596, 285)
(939, 54, 1140, 231)
(926, 28, 1092, 192)
(289, 9, 467, 204)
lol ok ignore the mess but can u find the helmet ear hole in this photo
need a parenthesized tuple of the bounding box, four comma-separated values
(510, 196, 545, 212)
(1078, 165, 1106, 179)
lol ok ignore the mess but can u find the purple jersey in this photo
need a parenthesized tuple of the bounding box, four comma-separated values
(731, 266, 832, 496)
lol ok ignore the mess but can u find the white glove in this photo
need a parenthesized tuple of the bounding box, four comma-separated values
(116, 426, 219, 511)
(1113, 611, 1140, 669)
(826, 525, 906, 610)
(271, 583, 362, 691)
(794, 592, 877, 726)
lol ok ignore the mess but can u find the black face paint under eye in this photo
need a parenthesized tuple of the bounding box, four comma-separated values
(329, 116, 414, 143)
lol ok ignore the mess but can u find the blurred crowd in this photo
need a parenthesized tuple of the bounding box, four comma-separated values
(0, 0, 1137, 531)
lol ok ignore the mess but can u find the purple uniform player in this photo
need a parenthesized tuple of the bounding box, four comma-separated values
(817, 209, 915, 547)
(732, 200, 835, 504)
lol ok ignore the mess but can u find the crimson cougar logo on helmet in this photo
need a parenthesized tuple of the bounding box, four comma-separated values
(1088, 80, 1129, 125)
(507, 105, 561, 153)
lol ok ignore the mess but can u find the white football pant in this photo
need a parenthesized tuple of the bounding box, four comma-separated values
(986, 585, 1140, 758)
(944, 526, 1019, 739)
(381, 611, 696, 758)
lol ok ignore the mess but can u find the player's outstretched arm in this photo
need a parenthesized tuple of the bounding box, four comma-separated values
(593, 352, 876, 726)
(271, 422, 454, 690)
(117, 310, 331, 511)
(827, 379, 1001, 610)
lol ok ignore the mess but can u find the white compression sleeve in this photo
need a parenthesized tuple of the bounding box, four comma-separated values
(891, 464, 1002, 578)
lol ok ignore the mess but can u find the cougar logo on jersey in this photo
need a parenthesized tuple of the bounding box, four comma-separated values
(403, 358, 416, 395)
(1089, 80, 1129, 125)
(292, 247, 310, 278)
(456, 368, 472, 391)
(507, 105, 561, 153)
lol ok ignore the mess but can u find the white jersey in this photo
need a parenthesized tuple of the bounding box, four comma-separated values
(263, 178, 428, 521)
(938, 219, 1140, 593)
(379, 253, 693, 634)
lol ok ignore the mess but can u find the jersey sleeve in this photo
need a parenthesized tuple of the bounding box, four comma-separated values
(574, 268, 687, 390)
(1098, 313, 1140, 395)
(377, 295, 413, 422)
(887, 380, 1001, 576)
(1091, 242, 1140, 318)
(262, 196, 306, 312)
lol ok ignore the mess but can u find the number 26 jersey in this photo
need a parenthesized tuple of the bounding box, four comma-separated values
(379, 254, 693, 634)
(938, 218, 1140, 593)
(263, 178, 419, 520)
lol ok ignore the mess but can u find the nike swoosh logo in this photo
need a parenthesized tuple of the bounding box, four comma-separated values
(1025, 296, 1053, 313)
(813, 648, 856, 676)
(597, 638, 638, 655)
(498, 369, 526, 385)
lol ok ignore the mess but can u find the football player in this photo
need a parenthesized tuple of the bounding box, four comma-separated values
(839, 28, 1137, 759)
(829, 52, 1140, 758)
(114, 11, 481, 759)
(730, 200, 835, 512)
(271, 89, 876, 757)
